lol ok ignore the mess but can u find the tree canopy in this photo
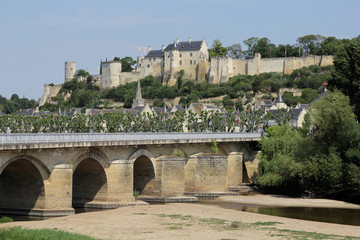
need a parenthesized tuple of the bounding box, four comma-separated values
(208, 39, 228, 58)
(328, 38, 360, 119)
(258, 90, 360, 201)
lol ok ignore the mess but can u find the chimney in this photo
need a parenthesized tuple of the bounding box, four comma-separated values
(176, 38, 180, 44)
(161, 45, 165, 51)
(188, 37, 191, 43)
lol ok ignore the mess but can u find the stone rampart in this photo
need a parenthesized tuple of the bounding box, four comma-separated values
(208, 54, 333, 84)
(39, 84, 62, 107)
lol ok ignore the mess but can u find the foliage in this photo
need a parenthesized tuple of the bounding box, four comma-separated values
(227, 43, 243, 59)
(0, 94, 37, 114)
(0, 227, 97, 240)
(76, 69, 90, 78)
(120, 56, 137, 72)
(0, 216, 13, 223)
(210, 139, 219, 154)
(208, 39, 228, 58)
(173, 148, 185, 158)
(258, 91, 360, 199)
(328, 38, 360, 119)
(296, 34, 325, 55)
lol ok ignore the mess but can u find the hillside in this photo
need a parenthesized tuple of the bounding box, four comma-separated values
(39, 65, 333, 113)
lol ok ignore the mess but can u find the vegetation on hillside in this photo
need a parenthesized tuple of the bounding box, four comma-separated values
(0, 94, 37, 114)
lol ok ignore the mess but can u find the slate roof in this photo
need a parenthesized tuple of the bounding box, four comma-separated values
(145, 50, 164, 58)
(18, 109, 36, 116)
(164, 41, 203, 51)
(267, 108, 305, 121)
(172, 105, 185, 113)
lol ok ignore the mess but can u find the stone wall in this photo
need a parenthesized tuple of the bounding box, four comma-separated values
(39, 84, 62, 107)
(209, 54, 333, 84)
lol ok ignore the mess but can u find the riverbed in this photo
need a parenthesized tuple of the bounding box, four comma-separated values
(1, 194, 360, 240)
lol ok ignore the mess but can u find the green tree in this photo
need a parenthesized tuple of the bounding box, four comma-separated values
(76, 69, 90, 78)
(208, 39, 228, 58)
(328, 38, 360, 119)
(320, 36, 343, 55)
(120, 56, 137, 72)
(227, 43, 243, 59)
(243, 37, 259, 57)
(296, 34, 325, 55)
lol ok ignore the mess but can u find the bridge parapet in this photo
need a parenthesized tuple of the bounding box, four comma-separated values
(0, 132, 261, 150)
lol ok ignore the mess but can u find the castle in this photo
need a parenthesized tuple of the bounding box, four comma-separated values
(39, 38, 333, 106)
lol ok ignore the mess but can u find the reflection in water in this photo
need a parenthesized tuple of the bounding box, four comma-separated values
(198, 200, 360, 226)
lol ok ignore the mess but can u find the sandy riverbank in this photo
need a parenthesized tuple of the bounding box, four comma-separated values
(2, 194, 360, 240)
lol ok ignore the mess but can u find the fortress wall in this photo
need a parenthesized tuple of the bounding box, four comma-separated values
(259, 58, 285, 74)
(118, 72, 140, 85)
(320, 55, 334, 66)
(231, 59, 247, 76)
(208, 54, 333, 83)
(39, 84, 62, 107)
(246, 53, 261, 75)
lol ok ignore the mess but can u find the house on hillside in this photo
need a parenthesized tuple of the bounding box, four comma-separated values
(188, 103, 225, 116)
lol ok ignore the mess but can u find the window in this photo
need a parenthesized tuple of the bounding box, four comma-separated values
(190, 53, 193, 57)
(194, 60, 196, 65)
(179, 60, 182, 65)
(153, 58, 156, 61)
(190, 60, 192, 65)
(149, 58, 151, 62)
(180, 54, 182, 57)
(147, 64, 150, 68)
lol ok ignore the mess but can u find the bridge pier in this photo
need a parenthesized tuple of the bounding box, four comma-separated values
(185, 154, 228, 194)
(227, 152, 244, 190)
(43, 164, 75, 215)
(105, 160, 134, 202)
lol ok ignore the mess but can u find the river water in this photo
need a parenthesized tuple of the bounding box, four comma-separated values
(196, 199, 360, 226)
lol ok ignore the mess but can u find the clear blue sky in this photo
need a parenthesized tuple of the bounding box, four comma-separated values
(0, 0, 359, 100)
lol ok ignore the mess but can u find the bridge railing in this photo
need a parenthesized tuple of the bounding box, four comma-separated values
(0, 132, 261, 146)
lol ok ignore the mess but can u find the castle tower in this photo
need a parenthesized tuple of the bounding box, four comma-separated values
(65, 62, 76, 82)
(132, 79, 144, 108)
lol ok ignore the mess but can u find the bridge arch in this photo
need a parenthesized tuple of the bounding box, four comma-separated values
(0, 155, 49, 210)
(72, 150, 109, 170)
(72, 150, 109, 207)
(129, 149, 157, 195)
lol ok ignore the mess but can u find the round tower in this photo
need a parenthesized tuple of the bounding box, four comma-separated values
(65, 62, 76, 82)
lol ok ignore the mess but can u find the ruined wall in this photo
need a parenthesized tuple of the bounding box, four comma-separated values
(39, 84, 62, 107)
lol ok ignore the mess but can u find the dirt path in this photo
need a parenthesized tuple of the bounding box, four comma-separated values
(2, 195, 360, 240)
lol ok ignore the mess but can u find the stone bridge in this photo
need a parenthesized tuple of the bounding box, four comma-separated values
(0, 132, 260, 216)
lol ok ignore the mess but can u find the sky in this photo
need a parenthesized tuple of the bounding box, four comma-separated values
(0, 0, 359, 100)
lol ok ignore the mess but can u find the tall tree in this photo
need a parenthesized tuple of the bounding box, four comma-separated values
(328, 38, 360, 119)
(114, 56, 137, 72)
(296, 34, 325, 55)
(227, 43, 243, 59)
(208, 39, 228, 58)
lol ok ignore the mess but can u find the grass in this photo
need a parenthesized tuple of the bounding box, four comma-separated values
(261, 227, 359, 240)
(0, 227, 98, 240)
(150, 213, 359, 239)
(0, 216, 13, 223)
(252, 221, 283, 226)
(133, 190, 140, 199)
(199, 218, 227, 225)
(133, 212, 147, 215)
